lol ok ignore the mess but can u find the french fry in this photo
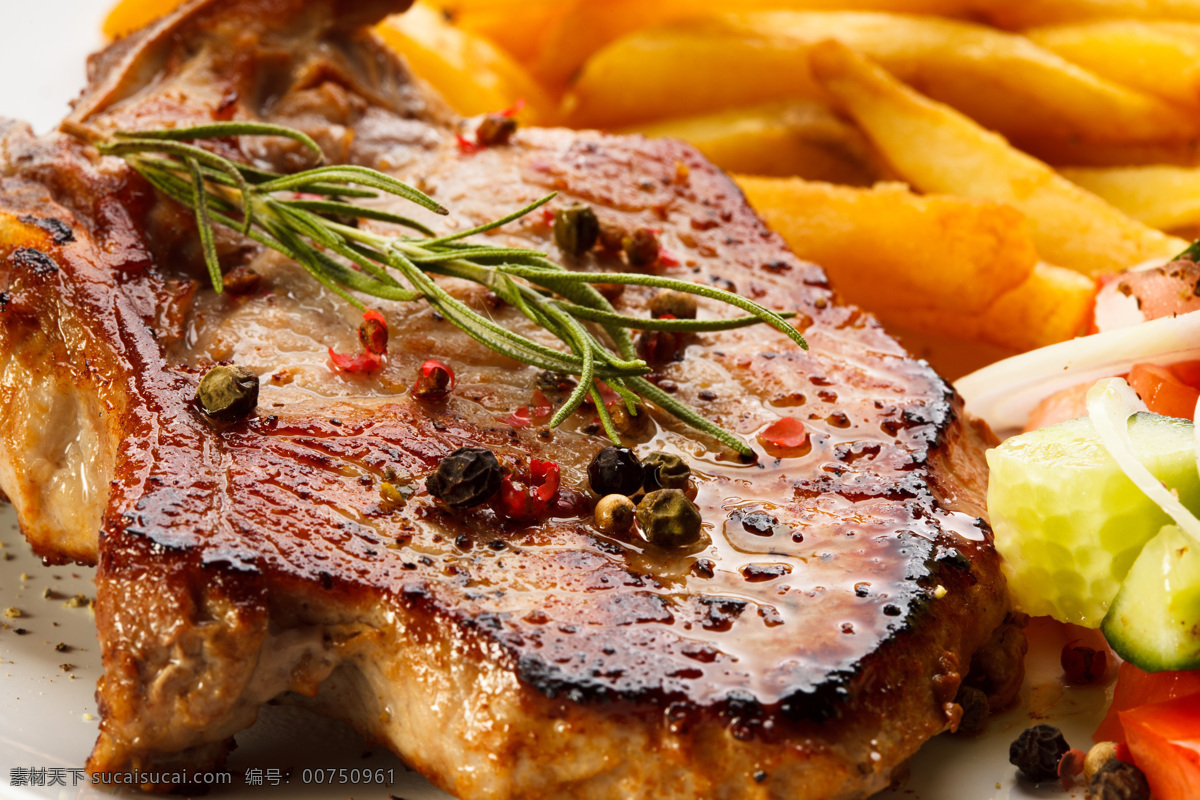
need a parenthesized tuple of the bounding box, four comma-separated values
(428, 0, 571, 65)
(564, 12, 1197, 148)
(1021, 139, 1200, 169)
(374, 3, 553, 122)
(1059, 165, 1200, 233)
(897, 263, 1097, 355)
(970, 0, 1200, 30)
(103, 0, 185, 38)
(1026, 21, 1200, 109)
(624, 102, 888, 184)
(734, 177, 1037, 314)
(534, 0, 983, 92)
(810, 40, 1187, 276)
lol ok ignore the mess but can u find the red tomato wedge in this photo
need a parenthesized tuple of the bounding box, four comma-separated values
(1096, 663, 1200, 743)
(1120, 692, 1200, 800)
(1170, 360, 1200, 389)
(1128, 363, 1200, 419)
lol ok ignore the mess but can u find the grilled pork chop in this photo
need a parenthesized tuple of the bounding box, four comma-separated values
(0, 0, 1022, 797)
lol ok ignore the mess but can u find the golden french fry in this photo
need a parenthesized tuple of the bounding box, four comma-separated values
(897, 263, 1097, 355)
(534, 0, 982, 92)
(563, 21, 821, 130)
(971, 0, 1200, 30)
(374, 3, 554, 122)
(428, 0, 571, 65)
(1027, 21, 1200, 109)
(564, 12, 1197, 148)
(734, 176, 1036, 313)
(1059, 165, 1200, 233)
(624, 102, 888, 184)
(1021, 139, 1200, 169)
(104, 0, 184, 37)
(810, 40, 1187, 276)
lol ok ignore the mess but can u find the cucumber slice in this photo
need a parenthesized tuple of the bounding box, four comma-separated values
(987, 412, 1200, 626)
(1103, 525, 1200, 671)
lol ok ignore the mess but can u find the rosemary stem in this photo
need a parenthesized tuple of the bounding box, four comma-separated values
(86, 122, 811, 456)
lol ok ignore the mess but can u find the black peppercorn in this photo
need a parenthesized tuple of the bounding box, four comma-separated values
(554, 204, 600, 256)
(637, 489, 702, 548)
(588, 447, 643, 497)
(197, 365, 259, 420)
(642, 451, 690, 491)
(1089, 759, 1150, 800)
(953, 685, 989, 736)
(426, 447, 502, 508)
(1009, 724, 1070, 783)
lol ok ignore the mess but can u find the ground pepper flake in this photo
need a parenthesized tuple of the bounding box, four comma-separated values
(759, 417, 810, 452)
(500, 459, 561, 522)
(329, 348, 384, 374)
(505, 389, 553, 428)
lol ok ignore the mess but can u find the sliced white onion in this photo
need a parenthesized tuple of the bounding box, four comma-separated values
(956, 309, 1200, 436)
(1087, 377, 1200, 545)
(1194, 393, 1200, 488)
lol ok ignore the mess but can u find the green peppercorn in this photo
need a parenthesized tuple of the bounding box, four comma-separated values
(1009, 724, 1070, 783)
(953, 685, 989, 736)
(196, 365, 259, 420)
(637, 489, 702, 548)
(642, 451, 690, 491)
(649, 289, 697, 320)
(476, 113, 517, 147)
(595, 494, 635, 534)
(426, 447, 502, 508)
(1089, 759, 1150, 800)
(588, 446, 644, 497)
(553, 204, 600, 256)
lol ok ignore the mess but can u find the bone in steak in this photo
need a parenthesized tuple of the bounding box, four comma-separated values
(0, 0, 1021, 797)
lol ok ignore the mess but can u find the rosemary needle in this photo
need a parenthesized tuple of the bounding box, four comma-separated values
(87, 122, 807, 457)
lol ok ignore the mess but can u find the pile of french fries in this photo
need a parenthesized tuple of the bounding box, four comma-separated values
(105, 0, 1200, 376)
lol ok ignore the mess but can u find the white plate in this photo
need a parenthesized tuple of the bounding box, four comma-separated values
(0, 501, 1108, 800)
(0, 4, 1109, 799)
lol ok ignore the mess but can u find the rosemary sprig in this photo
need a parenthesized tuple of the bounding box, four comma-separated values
(89, 122, 808, 458)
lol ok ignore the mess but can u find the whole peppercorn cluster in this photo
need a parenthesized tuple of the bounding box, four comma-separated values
(586, 446, 702, 548)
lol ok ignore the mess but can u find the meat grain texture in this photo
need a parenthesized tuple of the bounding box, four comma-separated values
(0, 0, 1021, 797)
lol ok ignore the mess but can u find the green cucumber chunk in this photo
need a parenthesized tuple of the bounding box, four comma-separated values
(987, 412, 1200, 627)
(1103, 524, 1200, 672)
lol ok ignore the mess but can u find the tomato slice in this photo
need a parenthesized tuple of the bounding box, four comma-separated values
(1128, 363, 1200, 420)
(1096, 662, 1200, 742)
(1170, 360, 1200, 390)
(1023, 381, 1093, 432)
(1120, 692, 1200, 800)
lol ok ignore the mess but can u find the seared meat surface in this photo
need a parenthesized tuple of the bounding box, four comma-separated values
(0, 0, 1019, 797)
